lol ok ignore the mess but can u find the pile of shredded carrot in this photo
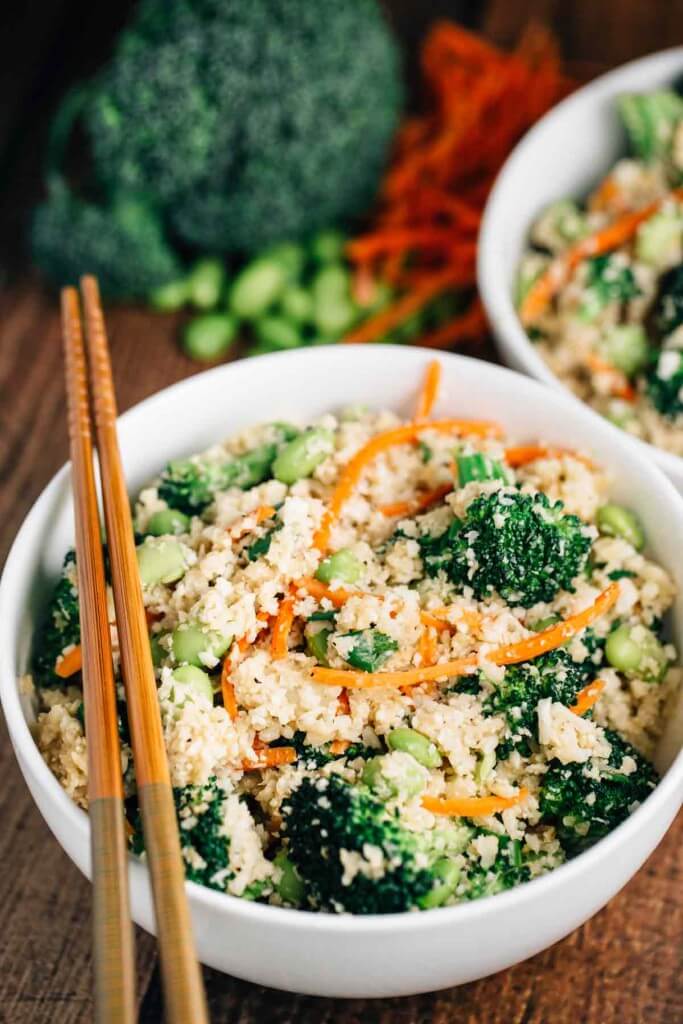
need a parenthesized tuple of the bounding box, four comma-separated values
(344, 21, 571, 349)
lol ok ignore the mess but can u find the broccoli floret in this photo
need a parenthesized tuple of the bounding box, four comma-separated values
(80, 0, 402, 255)
(33, 551, 81, 687)
(281, 775, 468, 913)
(158, 441, 286, 514)
(646, 349, 683, 419)
(619, 89, 683, 164)
(579, 254, 640, 320)
(419, 490, 592, 608)
(270, 731, 376, 768)
(31, 181, 182, 298)
(654, 262, 683, 336)
(540, 729, 658, 855)
(483, 643, 604, 759)
(459, 832, 531, 900)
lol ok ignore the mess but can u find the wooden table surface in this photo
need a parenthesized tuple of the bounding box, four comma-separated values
(1, 1, 682, 1021)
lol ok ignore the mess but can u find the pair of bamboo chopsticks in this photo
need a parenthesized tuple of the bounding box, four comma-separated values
(61, 277, 209, 1024)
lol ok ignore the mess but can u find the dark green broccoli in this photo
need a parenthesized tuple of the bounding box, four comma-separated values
(459, 832, 531, 900)
(540, 729, 658, 855)
(654, 263, 683, 336)
(281, 774, 468, 913)
(270, 731, 376, 768)
(579, 254, 640, 320)
(31, 181, 182, 298)
(419, 490, 592, 608)
(646, 349, 683, 419)
(33, 551, 81, 687)
(78, 0, 402, 256)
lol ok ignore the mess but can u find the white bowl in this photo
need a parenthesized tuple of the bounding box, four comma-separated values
(479, 47, 683, 491)
(1, 345, 682, 998)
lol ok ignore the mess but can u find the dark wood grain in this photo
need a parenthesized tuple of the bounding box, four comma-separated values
(1, 1, 682, 1021)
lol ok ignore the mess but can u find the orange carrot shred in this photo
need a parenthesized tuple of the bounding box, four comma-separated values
(380, 481, 452, 518)
(505, 444, 595, 470)
(584, 353, 636, 402)
(422, 787, 528, 818)
(220, 658, 238, 720)
(242, 746, 297, 770)
(55, 644, 82, 679)
(570, 678, 606, 716)
(271, 597, 295, 660)
(329, 739, 351, 755)
(414, 359, 442, 420)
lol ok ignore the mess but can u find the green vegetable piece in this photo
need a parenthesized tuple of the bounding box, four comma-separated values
(418, 858, 461, 909)
(606, 623, 668, 681)
(171, 665, 214, 704)
(254, 315, 302, 350)
(474, 750, 496, 785)
(531, 200, 588, 251)
(146, 508, 190, 537)
(647, 348, 683, 419)
(654, 264, 683, 336)
(619, 90, 683, 162)
(597, 504, 645, 551)
(148, 277, 189, 312)
(150, 634, 165, 668)
(310, 230, 346, 263)
(272, 427, 334, 484)
(183, 314, 237, 362)
(229, 259, 287, 319)
(262, 242, 305, 280)
(342, 629, 398, 672)
(280, 286, 314, 324)
(312, 265, 356, 336)
(361, 754, 425, 800)
(315, 548, 362, 585)
(187, 258, 226, 310)
(136, 538, 186, 586)
(580, 255, 640, 321)
(306, 627, 332, 666)
(635, 211, 683, 269)
(456, 450, 509, 485)
(246, 524, 280, 562)
(274, 850, 305, 905)
(172, 622, 232, 667)
(387, 727, 441, 768)
(600, 325, 650, 377)
(531, 614, 561, 632)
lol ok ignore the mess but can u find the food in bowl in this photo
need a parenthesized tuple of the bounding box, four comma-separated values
(517, 87, 683, 456)
(29, 363, 680, 914)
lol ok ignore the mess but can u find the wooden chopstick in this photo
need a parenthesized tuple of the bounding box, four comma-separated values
(61, 288, 136, 1024)
(79, 276, 209, 1024)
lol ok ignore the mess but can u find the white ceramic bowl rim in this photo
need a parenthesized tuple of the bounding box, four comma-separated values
(479, 46, 683, 483)
(1, 345, 682, 935)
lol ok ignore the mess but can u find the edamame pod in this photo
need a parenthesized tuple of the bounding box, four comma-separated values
(272, 428, 334, 484)
(315, 548, 362, 585)
(136, 538, 187, 586)
(387, 727, 442, 768)
(597, 504, 645, 551)
(146, 508, 190, 537)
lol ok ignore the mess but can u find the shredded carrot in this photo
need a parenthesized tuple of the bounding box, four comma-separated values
(311, 584, 619, 688)
(505, 444, 595, 469)
(418, 626, 438, 666)
(329, 739, 351, 755)
(380, 481, 452, 518)
(220, 658, 238, 720)
(520, 187, 683, 325)
(584, 353, 636, 402)
(422, 787, 528, 818)
(237, 610, 272, 653)
(571, 678, 606, 716)
(54, 644, 82, 678)
(420, 607, 482, 632)
(313, 418, 501, 553)
(242, 746, 297, 770)
(337, 689, 351, 716)
(271, 597, 295, 660)
(414, 359, 442, 420)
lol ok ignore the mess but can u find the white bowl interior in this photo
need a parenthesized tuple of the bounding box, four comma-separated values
(1, 345, 682, 996)
(479, 47, 683, 489)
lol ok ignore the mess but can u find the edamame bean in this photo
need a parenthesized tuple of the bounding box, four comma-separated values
(597, 504, 645, 551)
(418, 858, 461, 910)
(315, 548, 362, 585)
(187, 258, 227, 310)
(387, 727, 442, 768)
(606, 623, 668, 681)
(274, 850, 305, 905)
(136, 538, 186, 586)
(254, 315, 302, 350)
(171, 664, 214, 704)
(310, 229, 346, 263)
(146, 508, 190, 537)
(305, 627, 331, 666)
(281, 286, 313, 324)
(272, 427, 334, 484)
(600, 325, 649, 376)
(361, 753, 426, 800)
(262, 242, 305, 280)
(229, 259, 287, 318)
(172, 622, 232, 666)
(474, 750, 496, 785)
(148, 278, 189, 312)
(183, 314, 237, 362)
(312, 265, 356, 336)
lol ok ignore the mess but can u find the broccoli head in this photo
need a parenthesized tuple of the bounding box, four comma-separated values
(281, 774, 469, 913)
(540, 729, 658, 855)
(646, 349, 683, 419)
(81, 0, 402, 254)
(419, 490, 592, 608)
(459, 832, 532, 900)
(32, 181, 182, 297)
(33, 551, 81, 687)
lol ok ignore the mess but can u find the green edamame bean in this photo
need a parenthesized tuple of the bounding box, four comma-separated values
(262, 242, 306, 280)
(136, 538, 186, 586)
(474, 750, 496, 785)
(171, 664, 214, 704)
(606, 623, 668, 681)
(146, 508, 190, 537)
(310, 229, 346, 263)
(272, 427, 334, 484)
(229, 259, 287, 318)
(597, 504, 645, 551)
(531, 614, 561, 632)
(148, 278, 189, 312)
(600, 325, 649, 376)
(187, 258, 227, 310)
(315, 548, 362, 585)
(418, 858, 461, 909)
(361, 754, 425, 800)
(183, 314, 237, 362)
(274, 850, 305, 905)
(254, 315, 302, 350)
(172, 622, 232, 666)
(387, 727, 442, 768)
(280, 286, 313, 324)
(305, 627, 332, 666)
